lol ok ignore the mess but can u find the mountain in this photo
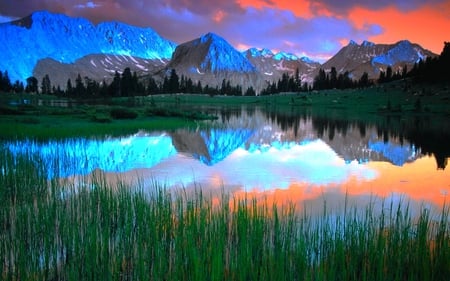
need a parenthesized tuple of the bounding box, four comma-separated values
(33, 54, 168, 89)
(0, 10, 438, 93)
(163, 32, 265, 92)
(168, 32, 256, 74)
(0, 10, 176, 83)
(243, 48, 320, 84)
(321, 40, 436, 80)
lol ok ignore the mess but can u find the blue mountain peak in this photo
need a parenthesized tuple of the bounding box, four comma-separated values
(0, 10, 176, 82)
(362, 40, 375, 47)
(372, 39, 423, 66)
(273, 52, 298, 61)
(196, 32, 256, 73)
(200, 32, 222, 44)
(245, 47, 274, 58)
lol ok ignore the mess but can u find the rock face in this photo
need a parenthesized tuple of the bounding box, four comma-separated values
(163, 32, 264, 93)
(33, 54, 168, 89)
(321, 40, 436, 80)
(0, 11, 176, 83)
(0, 11, 437, 92)
(242, 48, 320, 85)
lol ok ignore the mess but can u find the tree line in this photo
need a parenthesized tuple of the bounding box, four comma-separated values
(0, 67, 256, 97)
(1, 42, 448, 97)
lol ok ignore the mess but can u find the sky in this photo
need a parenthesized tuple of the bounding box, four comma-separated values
(0, 0, 449, 61)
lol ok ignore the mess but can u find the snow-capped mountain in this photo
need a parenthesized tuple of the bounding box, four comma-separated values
(163, 32, 264, 92)
(243, 47, 320, 85)
(0, 10, 176, 83)
(0, 11, 438, 92)
(321, 39, 435, 80)
(33, 54, 168, 89)
(168, 32, 256, 74)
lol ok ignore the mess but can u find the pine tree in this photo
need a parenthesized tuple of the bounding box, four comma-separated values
(0, 70, 12, 92)
(378, 70, 386, 83)
(147, 77, 159, 95)
(329, 67, 338, 89)
(41, 74, 51, 95)
(294, 67, 301, 90)
(75, 74, 85, 96)
(121, 67, 133, 97)
(109, 71, 121, 96)
(386, 66, 393, 82)
(245, 86, 256, 96)
(66, 79, 73, 95)
(168, 69, 179, 93)
(25, 76, 38, 93)
(359, 72, 369, 88)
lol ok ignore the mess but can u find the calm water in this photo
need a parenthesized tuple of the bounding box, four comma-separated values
(3, 107, 449, 213)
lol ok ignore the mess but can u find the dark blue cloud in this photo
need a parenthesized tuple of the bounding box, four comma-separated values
(0, 0, 431, 61)
(313, 0, 445, 13)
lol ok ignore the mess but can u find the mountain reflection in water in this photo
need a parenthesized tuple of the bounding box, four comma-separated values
(3, 108, 449, 208)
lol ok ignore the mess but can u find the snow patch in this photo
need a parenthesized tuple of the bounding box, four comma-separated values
(129, 56, 139, 64)
(136, 64, 147, 71)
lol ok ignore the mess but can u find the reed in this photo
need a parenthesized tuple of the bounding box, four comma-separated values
(0, 148, 449, 280)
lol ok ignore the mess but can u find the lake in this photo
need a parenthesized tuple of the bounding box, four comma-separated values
(3, 106, 449, 215)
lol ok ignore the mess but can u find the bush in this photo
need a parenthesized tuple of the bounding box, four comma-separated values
(0, 105, 22, 115)
(91, 114, 112, 123)
(110, 107, 138, 119)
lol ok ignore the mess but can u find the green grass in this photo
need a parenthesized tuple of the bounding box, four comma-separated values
(1, 81, 449, 139)
(1, 148, 449, 280)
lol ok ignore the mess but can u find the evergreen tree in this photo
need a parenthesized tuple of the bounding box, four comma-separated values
(121, 67, 133, 97)
(294, 67, 301, 90)
(85, 77, 99, 96)
(0, 70, 12, 92)
(109, 71, 121, 96)
(25, 76, 38, 93)
(329, 67, 338, 89)
(244, 86, 256, 96)
(13, 80, 24, 93)
(186, 77, 194, 93)
(313, 69, 327, 90)
(401, 65, 408, 78)
(386, 66, 393, 82)
(147, 77, 159, 95)
(378, 70, 386, 83)
(359, 72, 370, 88)
(168, 69, 179, 93)
(66, 79, 73, 96)
(74, 74, 85, 96)
(41, 74, 51, 95)
(196, 81, 203, 94)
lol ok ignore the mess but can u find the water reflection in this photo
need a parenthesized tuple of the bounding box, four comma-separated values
(5, 133, 176, 178)
(3, 108, 449, 209)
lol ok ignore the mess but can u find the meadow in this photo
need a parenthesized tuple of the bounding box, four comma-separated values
(1, 83, 449, 280)
(0, 147, 449, 280)
(1, 80, 449, 139)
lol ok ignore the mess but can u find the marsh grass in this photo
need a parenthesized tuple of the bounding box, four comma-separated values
(0, 149, 449, 280)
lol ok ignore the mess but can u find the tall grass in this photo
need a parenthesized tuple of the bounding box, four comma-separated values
(0, 148, 449, 280)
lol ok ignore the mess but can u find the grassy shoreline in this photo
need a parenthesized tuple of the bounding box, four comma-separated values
(1, 81, 450, 139)
(1, 150, 449, 280)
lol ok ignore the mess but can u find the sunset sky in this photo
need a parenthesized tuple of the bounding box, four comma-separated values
(0, 0, 449, 61)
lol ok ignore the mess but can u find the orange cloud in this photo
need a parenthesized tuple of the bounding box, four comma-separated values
(237, 0, 314, 18)
(213, 10, 226, 23)
(348, 4, 450, 54)
(345, 156, 450, 208)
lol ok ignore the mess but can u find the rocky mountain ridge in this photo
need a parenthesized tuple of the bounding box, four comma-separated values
(0, 11, 437, 92)
(0, 10, 176, 83)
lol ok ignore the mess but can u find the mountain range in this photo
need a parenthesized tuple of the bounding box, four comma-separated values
(0, 11, 437, 93)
